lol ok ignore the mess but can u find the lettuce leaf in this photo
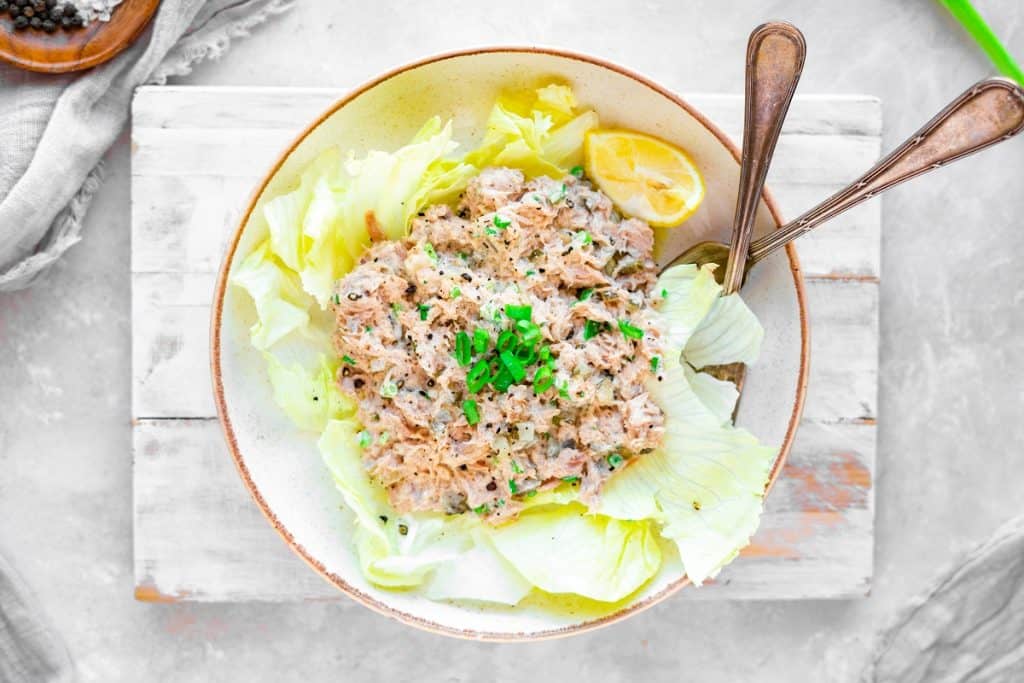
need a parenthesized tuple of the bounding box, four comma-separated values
(684, 291, 765, 369)
(683, 364, 739, 426)
(265, 354, 356, 433)
(464, 84, 598, 178)
(230, 240, 314, 350)
(424, 531, 533, 605)
(655, 264, 722, 351)
(487, 504, 661, 602)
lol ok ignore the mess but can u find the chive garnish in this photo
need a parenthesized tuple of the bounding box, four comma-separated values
(508, 479, 518, 493)
(511, 460, 523, 474)
(493, 214, 511, 229)
(455, 331, 472, 366)
(473, 328, 489, 354)
(650, 356, 660, 372)
(607, 453, 624, 469)
(467, 360, 490, 393)
(485, 226, 498, 236)
(562, 476, 579, 484)
(331, 293, 341, 305)
(418, 304, 430, 321)
(583, 320, 601, 340)
(499, 350, 526, 382)
(578, 288, 594, 301)
(558, 380, 570, 399)
(342, 355, 356, 366)
(570, 165, 584, 178)
(533, 365, 554, 394)
(496, 330, 517, 353)
(450, 286, 461, 299)
(391, 302, 402, 314)
(473, 504, 488, 514)
(504, 304, 532, 321)
(463, 399, 480, 425)
(357, 430, 371, 448)
(525, 490, 538, 498)
(549, 183, 567, 203)
(575, 230, 592, 245)
(618, 319, 644, 340)
(661, 287, 668, 299)
(423, 242, 438, 263)
(380, 380, 398, 398)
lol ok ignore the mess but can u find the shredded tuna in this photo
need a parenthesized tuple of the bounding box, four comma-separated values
(332, 167, 666, 523)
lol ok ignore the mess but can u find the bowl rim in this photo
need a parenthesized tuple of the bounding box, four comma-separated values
(210, 45, 810, 641)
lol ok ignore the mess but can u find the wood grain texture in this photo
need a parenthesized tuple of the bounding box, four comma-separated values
(0, 0, 158, 74)
(131, 86, 881, 601)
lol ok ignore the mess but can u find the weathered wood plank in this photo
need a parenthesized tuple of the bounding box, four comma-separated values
(132, 87, 881, 137)
(133, 417, 874, 601)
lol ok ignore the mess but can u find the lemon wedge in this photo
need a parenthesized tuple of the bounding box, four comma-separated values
(584, 130, 705, 227)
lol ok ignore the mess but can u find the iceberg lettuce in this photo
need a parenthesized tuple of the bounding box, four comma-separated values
(230, 240, 313, 350)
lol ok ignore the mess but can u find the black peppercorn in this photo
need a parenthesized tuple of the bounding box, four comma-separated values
(13, 13, 27, 27)
(8, 5, 19, 16)
(30, 14, 41, 26)
(0, 1, 9, 13)
(70, 12, 84, 27)
(60, 14, 71, 27)
(42, 18, 55, 31)
(21, 4, 32, 16)
(32, 0, 44, 12)
(47, 6, 59, 19)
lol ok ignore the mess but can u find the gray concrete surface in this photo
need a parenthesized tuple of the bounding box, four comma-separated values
(2, 1, 1023, 680)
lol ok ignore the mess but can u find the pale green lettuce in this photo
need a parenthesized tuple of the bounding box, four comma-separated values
(685, 291, 765, 369)
(230, 240, 313, 350)
(264, 354, 356, 433)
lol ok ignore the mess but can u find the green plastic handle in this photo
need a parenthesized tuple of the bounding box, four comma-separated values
(939, 0, 1024, 85)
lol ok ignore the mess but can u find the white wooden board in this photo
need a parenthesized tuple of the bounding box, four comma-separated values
(131, 87, 880, 602)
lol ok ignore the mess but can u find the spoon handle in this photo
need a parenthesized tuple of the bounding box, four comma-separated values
(723, 22, 806, 294)
(748, 77, 1024, 265)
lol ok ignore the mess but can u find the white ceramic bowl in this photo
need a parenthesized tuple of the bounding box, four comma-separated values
(211, 47, 808, 640)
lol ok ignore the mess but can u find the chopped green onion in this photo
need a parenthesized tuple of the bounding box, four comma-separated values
(549, 183, 567, 203)
(539, 345, 551, 363)
(584, 320, 602, 340)
(331, 293, 341, 305)
(423, 242, 438, 263)
(467, 359, 491, 393)
(525, 269, 536, 276)
(532, 193, 542, 202)
(661, 287, 668, 299)
(365, 325, 373, 333)
(455, 331, 471, 366)
(618, 319, 644, 340)
(473, 504, 488, 514)
(562, 476, 579, 484)
(570, 165, 584, 178)
(379, 432, 390, 445)
(380, 380, 398, 398)
(504, 304, 532, 321)
(499, 350, 526, 382)
(493, 214, 511, 229)
(357, 430, 372, 448)
(607, 453, 625, 469)
(391, 302, 402, 314)
(463, 399, 480, 425)
(450, 286, 461, 299)
(473, 328, 489, 354)
(516, 319, 541, 345)
(533, 365, 554, 394)
(578, 288, 594, 302)
(525, 490, 538, 498)
(418, 304, 430, 321)
(575, 230, 592, 245)
(511, 460, 523, 474)
(496, 498, 506, 507)
(558, 380, 570, 399)
(341, 355, 356, 366)
(491, 367, 514, 392)
(459, 252, 469, 261)
(650, 356, 660, 372)
(496, 330, 517, 353)
(513, 343, 537, 366)
(485, 226, 498, 236)
(508, 479, 519, 493)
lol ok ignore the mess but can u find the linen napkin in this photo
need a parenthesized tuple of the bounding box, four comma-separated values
(864, 513, 1024, 682)
(0, 2, 289, 679)
(0, 0, 292, 291)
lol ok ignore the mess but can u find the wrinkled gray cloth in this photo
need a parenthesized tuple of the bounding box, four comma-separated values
(0, 2, 289, 679)
(0, 0, 292, 291)
(865, 513, 1024, 682)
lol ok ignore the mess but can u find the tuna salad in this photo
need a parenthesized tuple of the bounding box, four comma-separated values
(332, 167, 667, 522)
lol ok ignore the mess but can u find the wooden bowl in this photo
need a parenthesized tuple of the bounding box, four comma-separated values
(0, 0, 158, 73)
(211, 47, 809, 640)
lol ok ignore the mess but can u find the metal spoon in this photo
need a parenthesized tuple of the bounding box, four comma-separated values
(668, 76, 1024, 284)
(692, 21, 806, 393)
